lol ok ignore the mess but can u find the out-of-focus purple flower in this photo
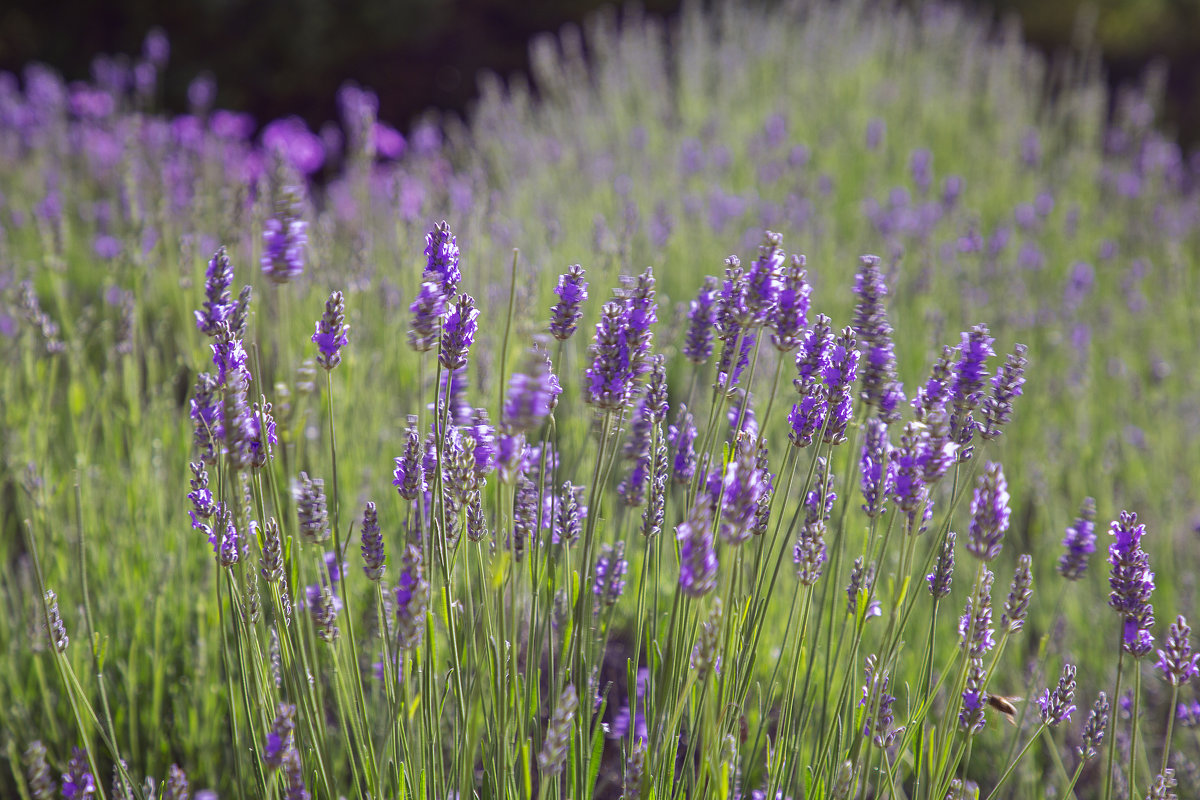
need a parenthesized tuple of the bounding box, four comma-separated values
(927, 531, 956, 599)
(262, 116, 325, 175)
(61, 748, 94, 800)
(866, 118, 885, 150)
(190, 373, 221, 464)
(965, 462, 1009, 562)
(771, 255, 810, 351)
(678, 504, 718, 598)
(395, 543, 428, 650)
(594, 541, 627, 607)
(981, 344, 1027, 440)
(717, 437, 764, 546)
(942, 175, 965, 208)
(822, 327, 860, 445)
(373, 123, 405, 159)
(917, 407, 956, 485)
(1000, 554, 1034, 633)
(958, 569, 996, 658)
(424, 220, 461, 299)
(262, 189, 307, 284)
(1156, 615, 1198, 686)
(586, 300, 633, 411)
(683, 277, 721, 364)
(1057, 497, 1097, 580)
(538, 684, 578, 777)
(408, 280, 445, 352)
(622, 267, 657, 379)
(312, 291, 349, 370)
(550, 264, 588, 341)
(667, 404, 697, 484)
(691, 598, 723, 680)
(618, 397, 654, 507)
(263, 703, 296, 770)
(24, 740, 54, 800)
(469, 408, 497, 478)
(143, 27, 170, 68)
(726, 388, 758, 442)
(296, 472, 329, 543)
(1178, 699, 1200, 728)
(910, 148, 933, 194)
(860, 419, 892, 518)
(439, 293, 477, 371)
(511, 473, 539, 559)
(1108, 510, 1155, 658)
(195, 247, 235, 337)
(504, 346, 558, 433)
(283, 743, 309, 800)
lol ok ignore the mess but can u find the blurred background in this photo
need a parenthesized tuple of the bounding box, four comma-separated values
(0, 0, 1196, 148)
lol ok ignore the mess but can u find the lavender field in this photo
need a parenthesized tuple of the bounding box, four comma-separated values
(2, 1, 1199, 798)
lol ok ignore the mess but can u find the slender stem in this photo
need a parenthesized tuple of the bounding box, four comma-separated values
(1103, 642, 1126, 800)
(984, 723, 1050, 800)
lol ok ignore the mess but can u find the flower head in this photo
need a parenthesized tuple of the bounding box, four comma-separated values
(312, 291, 349, 370)
(439, 293, 478, 371)
(1108, 510, 1156, 658)
(550, 264, 588, 340)
(1037, 664, 1077, 726)
(424, 220, 461, 297)
(1156, 615, 1199, 686)
(965, 462, 1010, 562)
(1058, 497, 1097, 580)
(683, 277, 720, 364)
(678, 504, 718, 598)
(195, 246, 235, 337)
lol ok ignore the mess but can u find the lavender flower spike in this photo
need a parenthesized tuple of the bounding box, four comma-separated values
(926, 531, 956, 599)
(538, 685, 579, 777)
(853, 254, 899, 412)
(195, 246, 235, 336)
(262, 187, 307, 283)
(550, 264, 588, 340)
(586, 301, 633, 411)
(1156, 615, 1199, 686)
(1037, 664, 1077, 726)
(770, 254, 811, 352)
(360, 501, 386, 581)
(424, 220, 461, 297)
(312, 290, 349, 370)
(981, 343, 1027, 440)
(439, 293, 479, 371)
(1108, 510, 1156, 658)
(1000, 554, 1034, 633)
(263, 703, 297, 770)
(965, 462, 1010, 562)
(678, 504, 718, 598)
(683, 277, 720, 364)
(1078, 693, 1109, 760)
(408, 280, 445, 352)
(1057, 497, 1097, 580)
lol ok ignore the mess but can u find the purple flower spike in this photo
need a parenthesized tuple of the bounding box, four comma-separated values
(1156, 615, 1199, 685)
(263, 703, 297, 770)
(678, 504, 718, 598)
(981, 343, 1027, 440)
(360, 502, 385, 581)
(195, 246, 235, 337)
(683, 277, 720, 364)
(960, 659, 987, 734)
(312, 291, 349, 370)
(965, 462, 1010, 562)
(395, 543, 429, 651)
(822, 327, 860, 445)
(927, 531, 956, 599)
(1108, 510, 1156, 658)
(788, 382, 827, 449)
(794, 314, 834, 387)
(718, 437, 765, 546)
(61, 748, 94, 800)
(424, 220, 461, 298)
(667, 404, 698, 484)
(586, 301, 633, 411)
(746, 230, 786, 324)
(550, 264, 588, 341)
(623, 266, 657, 379)
(408, 280, 445, 352)
(1057, 497, 1097, 580)
(958, 569, 996, 658)
(439, 293, 479, 371)
(1037, 664, 1077, 727)
(594, 541, 628, 607)
(853, 254, 899, 413)
(859, 418, 892, 518)
(771, 254, 811, 351)
(262, 188, 307, 283)
(504, 345, 557, 433)
(950, 325, 995, 457)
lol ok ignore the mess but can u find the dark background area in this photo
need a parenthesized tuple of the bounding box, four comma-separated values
(0, 0, 1196, 147)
